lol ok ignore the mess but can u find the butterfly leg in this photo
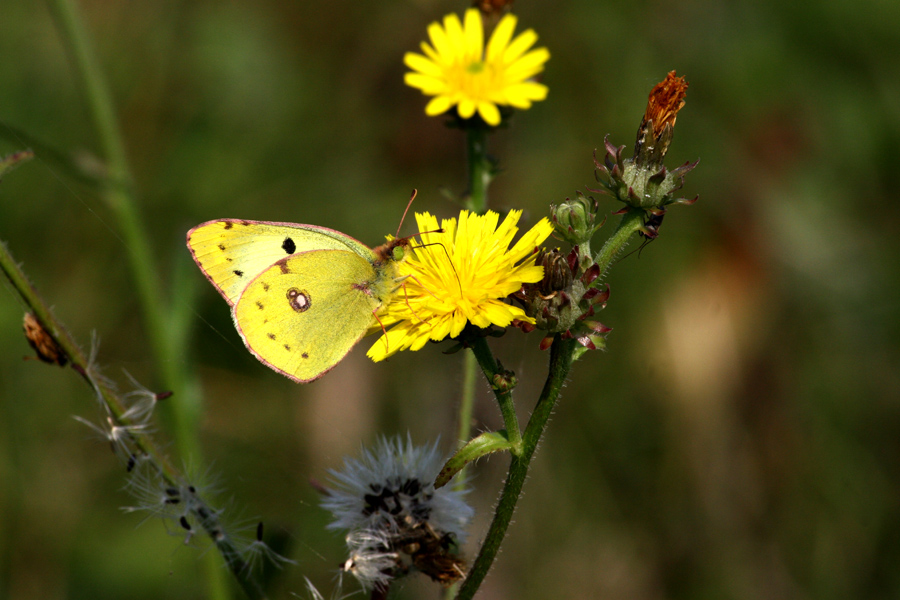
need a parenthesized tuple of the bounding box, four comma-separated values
(371, 308, 391, 354)
(400, 280, 428, 324)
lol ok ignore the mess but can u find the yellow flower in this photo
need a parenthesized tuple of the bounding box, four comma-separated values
(367, 210, 554, 361)
(403, 9, 550, 126)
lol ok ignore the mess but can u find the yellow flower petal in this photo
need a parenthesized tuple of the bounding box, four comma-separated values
(477, 101, 501, 126)
(404, 52, 443, 78)
(504, 82, 549, 107)
(463, 9, 484, 60)
(405, 73, 445, 95)
(425, 95, 455, 116)
(427, 21, 453, 60)
(502, 28, 539, 64)
(420, 41, 442, 65)
(486, 13, 517, 63)
(457, 98, 476, 119)
(504, 48, 551, 80)
(443, 12, 465, 54)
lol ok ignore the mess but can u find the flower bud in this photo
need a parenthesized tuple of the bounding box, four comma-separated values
(491, 368, 518, 392)
(537, 249, 574, 297)
(550, 192, 601, 245)
(591, 72, 698, 212)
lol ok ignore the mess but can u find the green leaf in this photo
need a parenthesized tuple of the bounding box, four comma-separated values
(435, 430, 515, 489)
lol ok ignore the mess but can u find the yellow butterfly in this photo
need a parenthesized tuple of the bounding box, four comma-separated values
(187, 219, 410, 382)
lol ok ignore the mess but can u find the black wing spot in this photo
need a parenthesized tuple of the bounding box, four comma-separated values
(286, 288, 311, 312)
(267, 333, 276, 340)
(282, 237, 296, 254)
(226, 257, 233, 262)
(218, 243, 226, 251)
(223, 222, 233, 230)
(256, 301, 264, 310)
(301, 352, 309, 359)
(234, 270, 244, 277)
(262, 282, 270, 291)
(284, 344, 291, 351)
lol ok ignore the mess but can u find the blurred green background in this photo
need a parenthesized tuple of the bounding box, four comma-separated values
(2, 0, 899, 598)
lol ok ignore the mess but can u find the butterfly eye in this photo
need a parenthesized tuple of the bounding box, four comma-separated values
(286, 288, 311, 312)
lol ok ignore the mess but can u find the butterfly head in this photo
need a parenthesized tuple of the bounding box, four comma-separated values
(374, 227, 445, 264)
(373, 237, 410, 265)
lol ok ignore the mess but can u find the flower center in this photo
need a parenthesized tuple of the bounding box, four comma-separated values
(447, 59, 500, 102)
(466, 61, 485, 75)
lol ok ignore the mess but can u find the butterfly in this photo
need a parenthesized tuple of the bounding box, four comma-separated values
(187, 218, 412, 383)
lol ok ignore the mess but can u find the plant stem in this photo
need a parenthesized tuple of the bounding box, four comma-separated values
(593, 208, 645, 277)
(469, 336, 522, 450)
(456, 336, 576, 600)
(455, 351, 478, 465)
(465, 127, 490, 214)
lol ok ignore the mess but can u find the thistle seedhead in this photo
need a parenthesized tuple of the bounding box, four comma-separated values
(321, 436, 474, 590)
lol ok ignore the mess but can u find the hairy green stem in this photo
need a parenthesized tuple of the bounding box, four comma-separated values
(456, 336, 576, 600)
(465, 127, 490, 214)
(593, 208, 646, 277)
(469, 336, 522, 450)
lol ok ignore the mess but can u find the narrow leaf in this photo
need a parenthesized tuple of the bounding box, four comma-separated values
(435, 431, 514, 488)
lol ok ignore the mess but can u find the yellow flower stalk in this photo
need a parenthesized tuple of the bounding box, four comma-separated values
(367, 210, 553, 361)
(404, 9, 550, 126)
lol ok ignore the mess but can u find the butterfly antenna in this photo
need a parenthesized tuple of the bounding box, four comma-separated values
(396, 189, 418, 238)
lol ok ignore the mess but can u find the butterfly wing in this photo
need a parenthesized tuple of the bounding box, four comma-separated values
(233, 249, 384, 382)
(187, 219, 375, 305)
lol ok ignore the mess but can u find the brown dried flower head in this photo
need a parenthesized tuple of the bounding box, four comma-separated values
(634, 70, 689, 168)
(645, 71, 688, 138)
